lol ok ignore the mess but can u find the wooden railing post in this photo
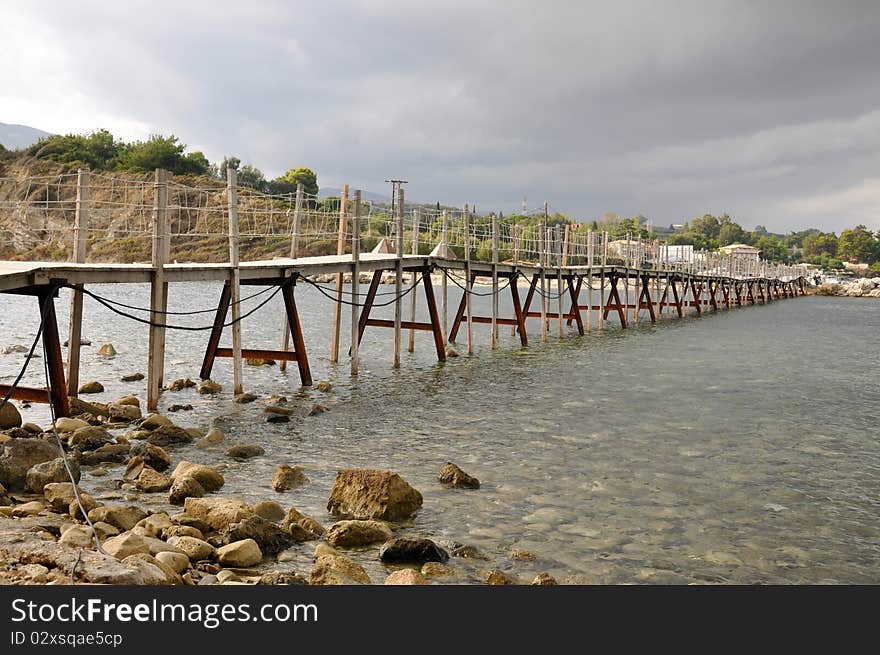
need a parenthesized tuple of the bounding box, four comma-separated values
(330, 184, 349, 363)
(491, 212, 499, 349)
(408, 207, 420, 352)
(227, 166, 243, 395)
(147, 168, 169, 411)
(67, 166, 89, 396)
(280, 182, 304, 372)
(464, 204, 473, 355)
(441, 209, 449, 342)
(393, 187, 404, 367)
(351, 190, 361, 375)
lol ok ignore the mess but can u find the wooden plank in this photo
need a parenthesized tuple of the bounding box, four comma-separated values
(215, 348, 299, 361)
(365, 319, 436, 331)
(0, 385, 50, 404)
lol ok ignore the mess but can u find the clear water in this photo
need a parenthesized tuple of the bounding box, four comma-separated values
(2, 281, 878, 584)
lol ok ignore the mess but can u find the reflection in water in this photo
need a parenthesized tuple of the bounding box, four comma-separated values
(1, 283, 878, 584)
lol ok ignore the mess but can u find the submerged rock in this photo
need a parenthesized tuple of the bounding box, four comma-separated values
(78, 381, 104, 394)
(327, 469, 423, 521)
(121, 372, 145, 382)
(253, 500, 286, 522)
(146, 424, 194, 447)
(226, 444, 265, 459)
(486, 569, 518, 585)
(379, 537, 449, 564)
(531, 572, 557, 585)
(438, 462, 480, 489)
(234, 393, 258, 404)
(165, 378, 196, 392)
(197, 380, 222, 395)
(68, 425, 113, 450)
(96, 343, 117, 357)
(271, 464, 309, 492)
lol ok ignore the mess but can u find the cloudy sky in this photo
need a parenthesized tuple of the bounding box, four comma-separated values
(2, 1, 879, 233)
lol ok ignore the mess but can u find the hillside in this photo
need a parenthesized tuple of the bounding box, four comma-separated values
(0, 122, 51, 149)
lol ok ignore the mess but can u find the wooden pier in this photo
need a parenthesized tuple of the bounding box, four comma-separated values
(0, 168, 808, 418)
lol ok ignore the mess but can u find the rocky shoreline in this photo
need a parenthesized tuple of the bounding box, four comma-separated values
(0, 389, 555, 586)
(814, 277, 880, 298)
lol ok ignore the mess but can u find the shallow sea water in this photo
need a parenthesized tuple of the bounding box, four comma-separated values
(1, 281, 878, 584)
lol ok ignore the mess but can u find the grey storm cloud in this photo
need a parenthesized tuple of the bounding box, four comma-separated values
(2, 0, 880, 232)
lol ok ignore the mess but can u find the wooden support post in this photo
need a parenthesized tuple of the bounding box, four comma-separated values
(357, 271, 383, 345)
(280, 182, 304, 372)
(510, 278, 528, 347)
(464, 204, 473, 355)
(599, 231, 607, 331)
(227, 167, 243, 395)
(670, 278, 683, 317)
(690, 278, 702, 315)
(408, 207, 419, 352)
(602, 274, 628, 328)
(491, 213, 499, 349)
(422, 272, 446, 362)
(147, 169, 169, 411)
(566, 278, 585, 334)
(282, 282, 312, 386)
(441, 209, 449, 343)
(199, 282, 231, 381)
(393, 188, 404, 367)
(39, 289, 70, 418)
(539, 220, 547, 342)
(330, 184, 349, 363)
(67, 166, 89, 397)
(640, 274, 657, 322)
(351, 190, 361, 375)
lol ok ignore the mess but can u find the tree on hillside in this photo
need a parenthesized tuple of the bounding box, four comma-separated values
(755, 235, 786, 262)
(802, 232, 838, 259)
(237, 164, 267, 191)
(718, 221, 747, 246)
(114, 135, 210, 176)
(270, 167, 318, 196)
(838, 225, 879, 263)
(690, 214, 721, 240)
(27, 129, 119, 170)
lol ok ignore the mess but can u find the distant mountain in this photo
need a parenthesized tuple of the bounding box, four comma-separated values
(319, 187, 389, 203)
(0, 122, 52, 149)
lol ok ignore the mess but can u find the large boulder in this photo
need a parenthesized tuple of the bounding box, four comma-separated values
(166, 536, 215, 561)
(272, 464, 309, 492)
(225, 444, 265, 459)
(54, 417, 90, 433)
(309, 545, 371, 585)
(215, 539, 262, 567)
(170, 461, 225, 492)
(438, 462, 480, 489)
(108, 402, 141, 422)
(78, 443, 129, 465)
(26, 457, 80, 492)
(0, 438, 59, 489)
(183, 497, 255, 531)
(102, 532, 152, 559)
(0, 401, 22, 429)
(68, 425, 113, 450)
(379, 537, 449, 564)
(197, 380, 222, 395)
(68, 396, 108, 417)
(168, 476, 205, 505)
(325, 520, 394, 549)
(137, 467, 171, 493)
(211, 516, 295, 556)
(327, 469, 423, 521)
(253, 500, 286, 522)
(43, 482, 82, 511)
(119, 555, 172, 585)
(87, 505, 148, 532)
(146, 424, 194, 447)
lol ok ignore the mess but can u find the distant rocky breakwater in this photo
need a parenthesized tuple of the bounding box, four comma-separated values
(0, 381, 554, 586)
(815, 277, 880, 298)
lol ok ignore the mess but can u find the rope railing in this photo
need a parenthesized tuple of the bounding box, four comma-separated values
(0, 169, 809, 281)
